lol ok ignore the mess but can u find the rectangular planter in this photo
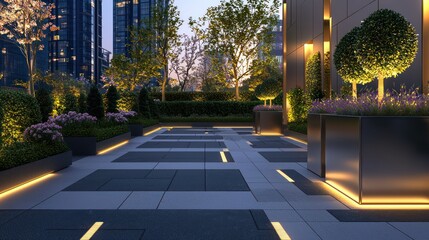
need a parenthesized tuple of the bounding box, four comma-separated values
(65, 132, 131, 156)
(0, 151, 72, 193)
(129, 124, 145, 137)
(325, 115, 429, 204)
(254, 111, 283, 135)
(307, 113, 328, 177)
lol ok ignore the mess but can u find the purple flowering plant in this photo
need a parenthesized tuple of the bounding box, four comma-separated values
(24, 122, 63, 144)
(48, 111, 97, 126)
(253, 105, 283, 112)
(105, 111, 138, 123)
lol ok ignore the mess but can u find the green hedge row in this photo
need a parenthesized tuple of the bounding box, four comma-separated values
(150, 92, 259, 102)
(157, 101, 260, 117)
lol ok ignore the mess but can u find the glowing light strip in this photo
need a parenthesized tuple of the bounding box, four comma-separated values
(97, 141, 129, 155)
(276, 170, 295, 183)
(271, 222, 292, 240)
(220, 151, 228, 163)
(0, 174, 55, 198)
(285, 136, 308, 145)
(80, 222, 104, 240)
(143, 127, 163, 136)
(246, 141, 253, 145)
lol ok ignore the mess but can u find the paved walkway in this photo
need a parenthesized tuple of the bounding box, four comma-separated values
(0, 127, 428, 239)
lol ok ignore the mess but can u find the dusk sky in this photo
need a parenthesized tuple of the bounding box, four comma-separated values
(102, 0, 223, 54)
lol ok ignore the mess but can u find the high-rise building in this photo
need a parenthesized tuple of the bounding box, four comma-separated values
(113, 0, 168, 56)
(272, 20, 283, 70)
(48, 0, 103, 83)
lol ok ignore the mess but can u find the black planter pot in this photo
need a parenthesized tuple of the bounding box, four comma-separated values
(254, 111, 283, 135)
(325, 115, 429, 204)
(129, 125, 145, 137)
(0, 151, 72, 193)
(64, 132, 131, 156)
(307, 113, 329, 177)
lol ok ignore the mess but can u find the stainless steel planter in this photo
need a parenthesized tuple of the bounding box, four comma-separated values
(307, 113, 328, 177)
(254, 111, 283, 135)
(325, 115, 429, 204)
(0, 151, 72, 193)
(129, 125, 145, 137)
(64, 132, 131, 155)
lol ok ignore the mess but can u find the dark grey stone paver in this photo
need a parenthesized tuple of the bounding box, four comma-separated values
(328, 210, 429, 222)
(154, 136, 223, 140)
(64, 170, 248, 192)
(0, 210, 279, 240)
(250, 141, 300, 149)
(138, 142, 227, 149)
(260, 152, 307, 162)
(281, 170, 331, 195)
(113, 152, 233, 163)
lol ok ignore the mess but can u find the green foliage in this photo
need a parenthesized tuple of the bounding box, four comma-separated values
(160, 116, 253, 123)
(305, 52, 324, 100)
(287, 88, 310, 123)
(118, 90, 138, 112)
(64, 93, 78, 113)
(334, 27, 374, 86)
(0, 90, 42, 145)
(35, 88, 53, 121)
(288, 121, 307, 135)
(158, 101, 260, 117)
(138, 88, 151, 118)
(255, 78, 282, 105)
(357, 9, 418, 80)
(247, 57, 283, 91)
(87, 85, 104, 119)
(323, 51, 331, 98)
(128, 117, 159, 126)
(78, 93, 87, 113)
(62, 122, 129, 142)
(0, 142, 69, 171)
(150, 92, 257, 102)
(106, 85, 120, 113)
(149, 99, 160, 119)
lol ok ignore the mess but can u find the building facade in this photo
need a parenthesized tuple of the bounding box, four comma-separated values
(49, 0, 103, 83)
(272, 20, 284, 70)
(284, 0, 427, 94)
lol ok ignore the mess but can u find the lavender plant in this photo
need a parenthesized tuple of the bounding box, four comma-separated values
(24, 122, 63, 144)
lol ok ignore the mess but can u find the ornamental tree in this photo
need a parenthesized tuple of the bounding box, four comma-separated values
(356, 9, 418, 103)
(192, 0, 280, 100)
(305, 52, 324, 101)
(0, 0, 57, 96)
(334, 27, 373, 99)
(255, 78, 282, 106)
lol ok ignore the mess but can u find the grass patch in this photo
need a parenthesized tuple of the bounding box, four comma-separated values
(288, 121, 307, 135)
(0, 142, 69, 171)
(160, 116, 253, 123)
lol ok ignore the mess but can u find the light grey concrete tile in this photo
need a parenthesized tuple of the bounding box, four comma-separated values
(296, 210, 339, 222)
(309, 222, 412, 240)
(33, 192, 130, 210)
(389, 222, 429, 240)
(288, 196, 348, 210)
(154, 163, 205, 169)
(278, 222, 322, 240)
(205, 163, 240, 169)
(119, 192, 164, 209)
(264, 210, 304, 222)
(248, 183, 285, 202)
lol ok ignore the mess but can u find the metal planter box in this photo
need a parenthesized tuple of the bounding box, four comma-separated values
(129, 125, 145, 137)
(307, 113, 328, 177)
(0, 151, 72, 193)
(64, 132, 131, 156)
(254, 111, 283, 135)
(325, 115, 429, 204)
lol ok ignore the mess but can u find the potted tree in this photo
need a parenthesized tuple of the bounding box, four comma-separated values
(322, 9, 424, 205)
(254, 78, 283, 135)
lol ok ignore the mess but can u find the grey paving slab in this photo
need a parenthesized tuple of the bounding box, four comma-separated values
(119, 192, 164, 209)
(308, 222, 412, 240)
(98, 179, 172, 191)
(0, 210, 279, 240)
(206, 170, 250, 191)
(33, 192, 131, 209)
(168, 170, 205, 191)
(389, 222, 429, 240)
(279, 222, 322, 240)
(297, 210, 339, 222)
(154, 135, 223, 140)
(138, 141, 227, 149)
(248, 182, 285, 202)
(264, 210, 304, 222)
(328, 210, 429, 222)
(260, 152, 307, 162)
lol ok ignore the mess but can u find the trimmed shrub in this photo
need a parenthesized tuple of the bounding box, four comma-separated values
(87, 85, 105, 119)
(149, 99, 160, 119)
(158, 101, 260, 117)
(305, 52, 324, 100)
(0, 90, 42, 145)
(255, 78, 282, 106)
(150, 91, 256, 102)
(106, 85, 120, 113)
(118, 90, 138, 112)
(64, 93, 78, 113)
(35, 88, 53, 121)
(287, 88, 310, 123)
(78, 93, 87, 113)
(139, 88, 151, 118)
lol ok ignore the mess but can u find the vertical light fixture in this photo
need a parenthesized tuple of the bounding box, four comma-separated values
(323, 0, 332, 98)
(423, 0, 429, 95)
(282, 0, 288, 127)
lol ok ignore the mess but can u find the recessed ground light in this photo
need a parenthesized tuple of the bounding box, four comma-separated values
(284, 136, 307, 145)
(246, 141, 253, 145)
(0, 174, 55, 199)
(276, 170, 295, 183)
(143, 127, 163, 136)
(220, 151, 228, 163)
(80, 222, 104, 240)
(98, 141, 129, 155)
(271, 222, 292, 240)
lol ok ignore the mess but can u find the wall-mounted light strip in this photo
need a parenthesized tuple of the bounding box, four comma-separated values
(80, 222, 104, 240)
(0, 174, 55, 199)
(271, 222, 292, 240)
(220, 151, 228, 163)
(276, 170, 295, 183)
(97, 141, 129, 155)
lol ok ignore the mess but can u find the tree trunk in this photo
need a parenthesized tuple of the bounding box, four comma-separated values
(269, 99, 272, 107)
(378, 75, 384, 104)
(161, 65, 168, 102)
(235, 80, 240, 101)
(264, 100, 266, 106)
(352, 82, 357, 100)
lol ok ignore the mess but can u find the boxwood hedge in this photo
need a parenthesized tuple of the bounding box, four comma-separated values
(157, 101, 260, 117)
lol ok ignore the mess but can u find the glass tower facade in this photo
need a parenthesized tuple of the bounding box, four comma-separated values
(48, 0, 103, 83)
